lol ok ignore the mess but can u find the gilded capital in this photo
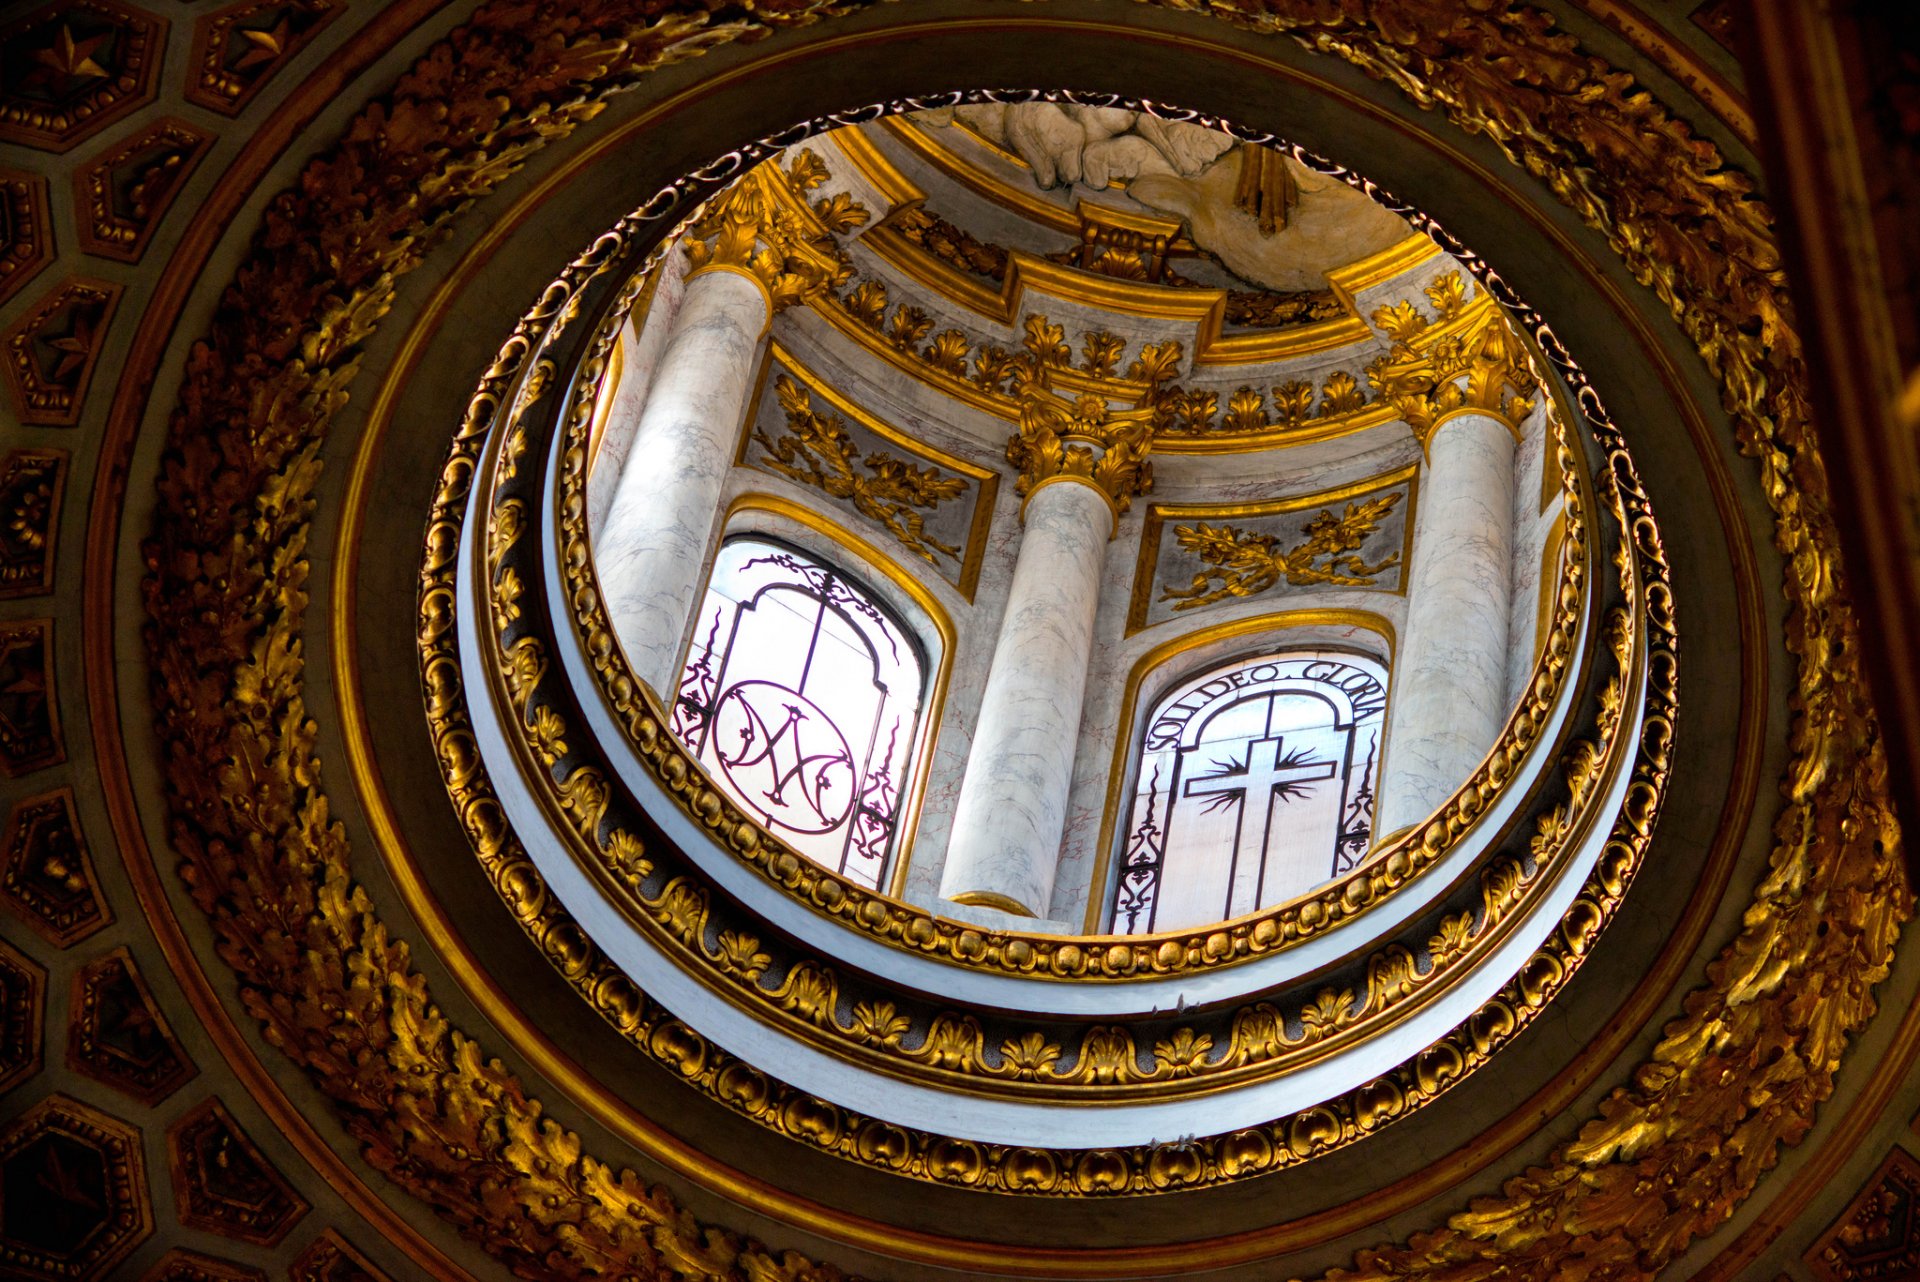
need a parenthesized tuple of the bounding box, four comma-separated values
(683, 150, 865, 313)
(1006, 385, 1156, 517)
(1366, 291, 1537, 443)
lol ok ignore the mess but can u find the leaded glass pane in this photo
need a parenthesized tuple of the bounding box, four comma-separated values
(1112, 650, 1387, 934)
(672, 537, 925, 889)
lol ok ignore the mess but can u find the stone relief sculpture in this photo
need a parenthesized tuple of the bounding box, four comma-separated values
(925, 104, 1410, 293)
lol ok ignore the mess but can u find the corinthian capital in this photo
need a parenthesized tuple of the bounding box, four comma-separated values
(1007, 385, 1157, 518)
(1366, 297, 1537, 443)
(683, 151, 862, 313)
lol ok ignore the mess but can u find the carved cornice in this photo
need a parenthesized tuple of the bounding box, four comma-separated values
(1366, 275, 1538, 441)
(1006, 384, 1157, 517)
(684, 149, 865, 313)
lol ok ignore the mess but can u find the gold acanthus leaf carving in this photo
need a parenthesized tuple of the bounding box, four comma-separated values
(753, 373, 966, 564)
(820, 270, 1393, 438)
(1161, 492, 1405, 610)
(1006, 384, 1156, 513)
(683, 148, 866, 311)
(1366, 276, 1537, 440)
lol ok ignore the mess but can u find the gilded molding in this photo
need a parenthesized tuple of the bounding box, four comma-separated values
(1007, 383, 1157, 517)
(684, 149, 864, 313)
(1161, 493, 1404, 610)
(1366, 275, 1536, 441)
(136, 2, 1899, 1279)
(748, 344, 1000, 599)
(439, 130, 1656, 1178)
(754, 373, 969, 565)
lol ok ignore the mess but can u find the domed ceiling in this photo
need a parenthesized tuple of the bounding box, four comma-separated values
(0, 4, 1913, 1282)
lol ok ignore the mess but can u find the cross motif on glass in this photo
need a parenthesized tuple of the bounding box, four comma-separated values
(1183, 735, 1335, 918)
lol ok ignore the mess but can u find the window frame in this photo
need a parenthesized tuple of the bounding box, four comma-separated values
(1094, 624, 1395, 935)
(670, 531, 934, 891)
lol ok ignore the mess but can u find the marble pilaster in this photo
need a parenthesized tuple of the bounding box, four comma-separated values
(939, 477, 1115, 917)
(596, 266, 770, 694)
(1376, 410, 1518, 835)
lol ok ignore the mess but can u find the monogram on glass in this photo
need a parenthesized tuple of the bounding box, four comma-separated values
(673, 537, 926, 889)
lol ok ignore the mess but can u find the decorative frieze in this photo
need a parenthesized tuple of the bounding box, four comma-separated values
(1128, 468, 1414, 633)
(743, 351, 997, 596)
(684, 149, 866, 312)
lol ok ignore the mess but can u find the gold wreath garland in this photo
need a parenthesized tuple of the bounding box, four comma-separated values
(139, 1, 1901, 1278)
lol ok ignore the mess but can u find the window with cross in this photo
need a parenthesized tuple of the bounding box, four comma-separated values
(671, 536, 927, 890)
(1110, 649, 1387, 934)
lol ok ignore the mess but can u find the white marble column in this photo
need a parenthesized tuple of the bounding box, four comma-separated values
(940, 479, 1116, 918)
(1377, 410, 1518, 836)
(596, 265, 770, 694)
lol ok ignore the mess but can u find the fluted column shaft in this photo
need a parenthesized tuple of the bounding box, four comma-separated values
(597, 265, 770, 694)
(1377, 410, 1517, 835)
(940, 479, 1115, 917)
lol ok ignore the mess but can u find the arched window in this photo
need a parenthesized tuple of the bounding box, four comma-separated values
(1110, 649, 1388, 934)
(670, 536, 926, 890)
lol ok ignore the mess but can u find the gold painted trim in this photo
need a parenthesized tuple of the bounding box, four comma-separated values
(947, 890, 1036, 917)
(552, 281, 1593, 982)
(585, 326, 624, 477)
(1534, 510, 1568, 667)
(1127, 464, 1420, 635)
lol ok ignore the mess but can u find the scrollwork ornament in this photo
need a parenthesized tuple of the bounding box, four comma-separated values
(138, 5, 1899, 1282)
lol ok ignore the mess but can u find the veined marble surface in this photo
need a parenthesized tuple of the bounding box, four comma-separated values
(939, 478, 1114, 917)
(1376, 411, 1517, 836)
(589, 250, 690, 536)
(597, 267, 768, 694)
